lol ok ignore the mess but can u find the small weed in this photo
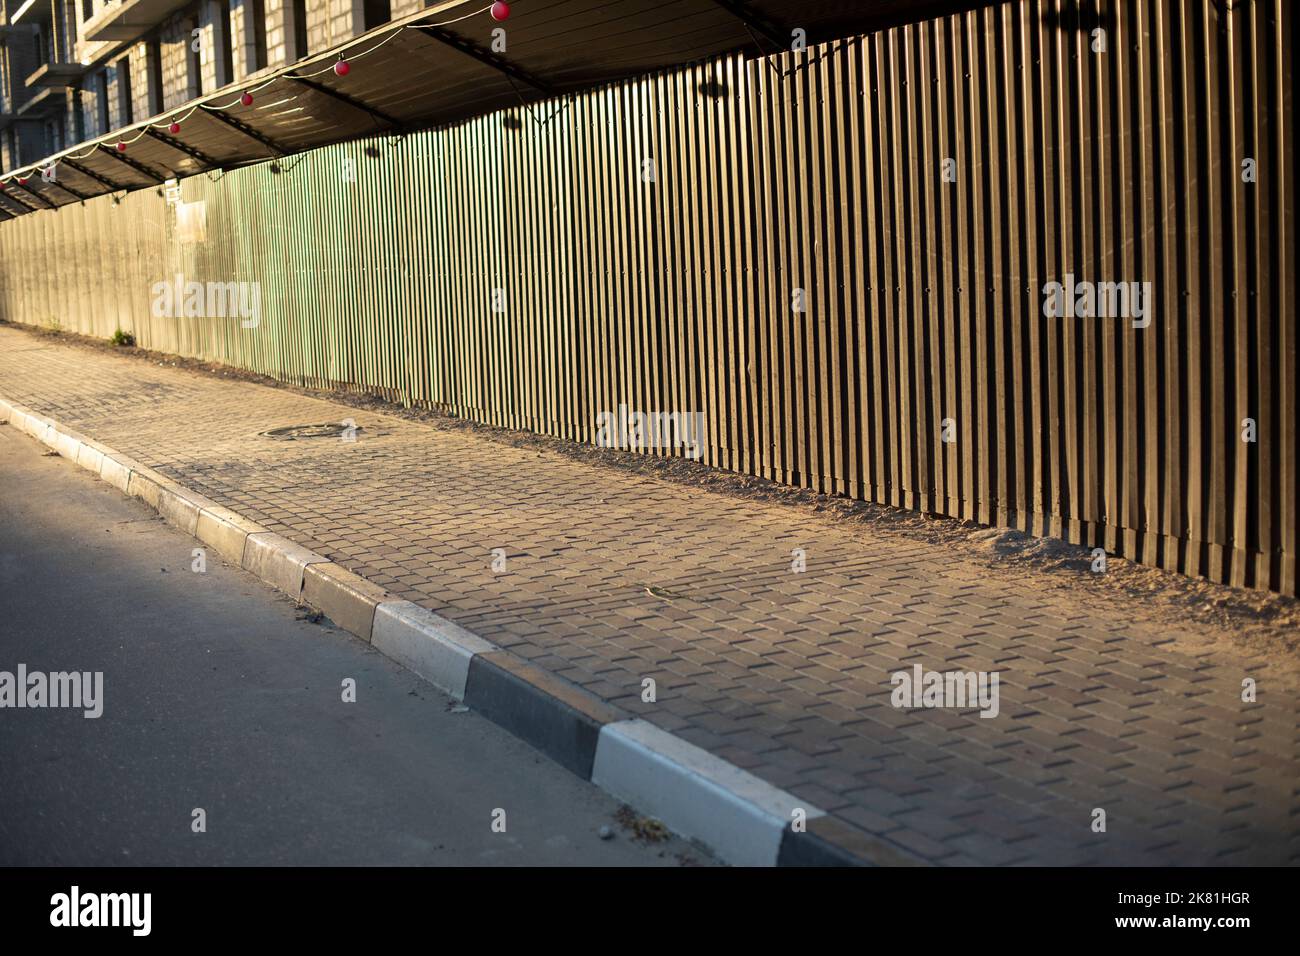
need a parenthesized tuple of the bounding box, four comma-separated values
(614, 805, 669, 844)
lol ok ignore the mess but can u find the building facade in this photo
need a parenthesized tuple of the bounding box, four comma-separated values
(0, 1, 419, 169)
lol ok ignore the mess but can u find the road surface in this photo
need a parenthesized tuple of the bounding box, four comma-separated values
(0, 422, 710, 866)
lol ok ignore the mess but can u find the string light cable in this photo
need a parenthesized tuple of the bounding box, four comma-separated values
(0, 1, 508, 190)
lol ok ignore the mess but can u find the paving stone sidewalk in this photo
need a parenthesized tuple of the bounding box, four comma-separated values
(1, 326, 1296, 866)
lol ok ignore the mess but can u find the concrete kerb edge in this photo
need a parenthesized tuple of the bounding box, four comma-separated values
(0, 393, 921, 868)
(301, 562, 389, 643)
(371, 600, 499, 700)
(239, 531, 327, 602)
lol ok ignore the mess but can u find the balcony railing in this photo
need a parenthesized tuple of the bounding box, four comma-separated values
(24, 62, 86, 89)
(82, 0, 192, 44)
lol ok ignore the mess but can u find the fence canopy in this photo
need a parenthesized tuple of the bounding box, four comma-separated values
(0, 0, 963, 219)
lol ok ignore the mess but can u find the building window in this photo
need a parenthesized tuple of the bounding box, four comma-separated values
(218, 0, 234, 86)
(53, 0, 70, 61)
(292, 0, 308, 61)
(363, 0, 392, 30)
(117, 58, 133, 125)
(250, 0, 268, 72)
(72, 86, 84, 141)
(96, 71, 109, 136)
(148, 37, 164, 115)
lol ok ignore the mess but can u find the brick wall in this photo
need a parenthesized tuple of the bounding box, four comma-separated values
(128, 43, 154, 120)
(229, 0, 257, 81)
(264, 0, 293, 66)
(159, 15, 200, 109)
(195, 1, 242, 92)
(105, 62, 122, 131)
(71, 87, 87, 143)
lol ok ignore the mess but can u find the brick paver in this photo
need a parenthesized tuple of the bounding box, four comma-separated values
(2, 326, 1296, 865)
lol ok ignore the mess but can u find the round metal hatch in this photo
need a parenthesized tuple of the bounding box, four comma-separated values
(259, 422, 361, 440)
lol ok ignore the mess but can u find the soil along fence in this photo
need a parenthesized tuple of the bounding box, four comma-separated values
(0, 1, 1294, 594)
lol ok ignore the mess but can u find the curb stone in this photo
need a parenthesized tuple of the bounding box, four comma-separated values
(0, 394, 924, 867)
(592, 717, 822, 867)
(156, 482, 221, 536)
(465, 651, 628, 779)
(777, 814, 926, 867)
(302, 562, 389, 642)
(371, 600, 497, 699)
(196, 505, 265, 566)
(241, 532, 326, 599)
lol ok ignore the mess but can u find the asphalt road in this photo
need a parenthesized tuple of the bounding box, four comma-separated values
(0, 422, 709, 865)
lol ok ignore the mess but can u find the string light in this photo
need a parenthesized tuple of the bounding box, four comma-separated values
(0, 2, 504, 189)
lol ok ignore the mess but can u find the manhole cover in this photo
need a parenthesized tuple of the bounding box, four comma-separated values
(260, 422, 361, 440)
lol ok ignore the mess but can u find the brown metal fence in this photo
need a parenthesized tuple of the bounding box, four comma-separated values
(0, 0, 1294, 594)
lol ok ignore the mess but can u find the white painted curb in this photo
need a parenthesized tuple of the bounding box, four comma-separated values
(372, 600, 500, 700)
(1, 392, 861, 867)
(241, 531, 327, 600)
(593, 718, 826, 867)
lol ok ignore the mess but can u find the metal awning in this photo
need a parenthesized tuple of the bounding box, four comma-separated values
(0, 0, 983, 220)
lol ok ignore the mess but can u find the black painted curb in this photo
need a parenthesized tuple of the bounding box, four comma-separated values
(1, 394, 930, 868)
(778, 815, 925, 867)
(464, 651, 629, 780)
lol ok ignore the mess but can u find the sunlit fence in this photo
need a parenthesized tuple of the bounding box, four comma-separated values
(1, 1, 1293, 594)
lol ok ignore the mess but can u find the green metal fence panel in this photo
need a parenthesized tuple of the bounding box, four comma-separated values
(0, 0, 1294, 594)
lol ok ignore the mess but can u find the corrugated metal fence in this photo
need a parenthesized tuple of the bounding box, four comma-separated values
(1, 0, 1294, 594)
